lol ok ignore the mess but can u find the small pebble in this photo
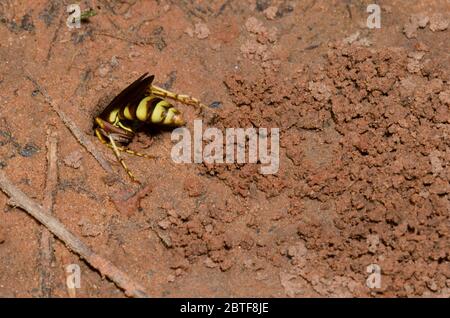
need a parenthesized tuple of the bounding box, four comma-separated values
(129, 51, 141, 58)
(264, 6, 278, 20)
(209, 101, 222, 109)
(167, 274, 175, 283)
(194, 23, 210, 40)
(19, 143, 39, 157)
(185, 27, 194, 37)
(158, 218, 171, 230)
(429, 13, 449, 31)
(63, 150, 83, 169)
(110, 56, 119, 68)
(175, 268, 183, 276)
(204, 257, 217, 268)
(98, 64, 110, 77)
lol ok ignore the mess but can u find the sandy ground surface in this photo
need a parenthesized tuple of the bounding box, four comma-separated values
(0, 0, 449, 297)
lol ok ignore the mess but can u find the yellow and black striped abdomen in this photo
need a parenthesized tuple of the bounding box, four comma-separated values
(111, 95, 185, 127)
(118, 95, 162, 122)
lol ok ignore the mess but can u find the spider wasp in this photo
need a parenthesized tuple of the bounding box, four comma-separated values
(94, 73, 209, 183)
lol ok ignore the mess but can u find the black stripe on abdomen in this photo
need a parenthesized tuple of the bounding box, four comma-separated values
(146, 96, 163, 121)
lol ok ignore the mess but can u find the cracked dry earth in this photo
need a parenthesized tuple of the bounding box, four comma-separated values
(0, 0, 449, 297)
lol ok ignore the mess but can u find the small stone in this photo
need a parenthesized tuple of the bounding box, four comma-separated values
(243, 258, 255, 269)
(407, 59, 421, 74)
(123, 10, 132, 19)
(166, 209, 178, 218)
(194, 23, 210, 39)
(183, 177, 205, 197)
(19, 143, 39, 157)
(427, 280, 439, 292)
(156, 230, 172, 248)
(287, 242, 307, 259)
(408, 51, 425, 60)
(128, 51, 140, 58)
(358, 38, 372, 47)
(98, 64, 110, 77)
(404, 283, 414, 294)
(210, 43, 221, 51)
(429, 14, 448, 31)
(439, 90, 450, 105)
(220, 257, 234, 271)
(204, 224, 213, 233)
(110, 56, 119, 67)
(63, 150, 83, 169)
(245, 17, 265, 34)
(287, 246, 297, 258)
(256, 270, 268, 281)
(403, 14, 429, 39)
(204, 257, 217, 268)
(403, 22, 418, 39)
(413, 14, 430, 28)
(170, 258, 190, 271)
(264, 6, 278, 20)
(429, 151, 443, 175)
(343, 31, 360, 45)
(167, 274, 175, 283)
(175, 268, 183, 276)
(185, 27, 194, 37)
(429, 178, 450, 195)
(209, 101, 222, 109)
(158, 218, 171, 230)
(308, 81, 332, 101)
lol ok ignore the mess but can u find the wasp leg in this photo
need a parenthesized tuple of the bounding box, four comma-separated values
(118, 148, 157, 159)
(96, 129, 157, 158)
(108, 134, 141, 184)
(95, 127, 140, 182)
(95, 117, 134, 143)
(95, 118, 157, 159)
(150, 85, 214, 113)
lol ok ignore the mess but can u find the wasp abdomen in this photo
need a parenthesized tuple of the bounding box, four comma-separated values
(118, 96, 162, 122)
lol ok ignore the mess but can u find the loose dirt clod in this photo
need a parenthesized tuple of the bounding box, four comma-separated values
(183, 177, 205, 197)
(403, 13, 429, 38)
(63, 150, 83, 169)
(194, 23, 210, 39)
(112, 185, 152, 216)
(429, 13, 449, 31)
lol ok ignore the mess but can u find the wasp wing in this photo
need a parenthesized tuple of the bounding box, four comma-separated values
(98, 73, 155, 119)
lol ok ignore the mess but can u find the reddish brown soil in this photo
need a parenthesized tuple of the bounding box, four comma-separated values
(0, 0, 449, 297)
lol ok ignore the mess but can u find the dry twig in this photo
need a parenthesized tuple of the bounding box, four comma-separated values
(0, 171, 149, 298)
(39, 129, 58, 297)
